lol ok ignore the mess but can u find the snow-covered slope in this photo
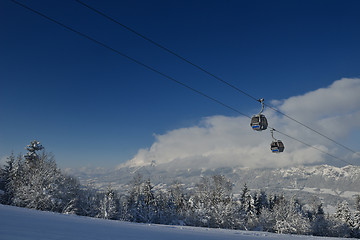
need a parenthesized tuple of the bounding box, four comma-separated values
(0, 204, 348, 240)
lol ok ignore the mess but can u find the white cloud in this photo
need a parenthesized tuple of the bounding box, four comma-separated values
(121, 78, 360, 169)
(277, 78, 360, 123)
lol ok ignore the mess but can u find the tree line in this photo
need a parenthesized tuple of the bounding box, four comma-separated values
(1, 140, 360, 238)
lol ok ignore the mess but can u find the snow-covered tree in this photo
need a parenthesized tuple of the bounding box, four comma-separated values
(239, 183, 249, 210)
(14, 150, 64, 211)
(24, 140, 44, 166)
(1, 140, 80, 214)
(60, 175, 82, 215)
(142, 179, 157, 223)
(210, 175, 238, 229)
(239, 183, 257, 230)
(98, 186, 118, 220)
(328, 200, 353, 237)
(125, 173, 142, 222)
(335, 200, 353, 227)
(187, 176, 212, 227)
(125, 175, 159, 223)
(308, 197, 328, 236)
(77, 184, 101, 217)
(352, 196, 360, 238)
(169, 181, 187, 216)
(268, 194, 278, 210)
(353, 210, 360, 238)
(189, 175, 238, 229)
(0, 153, 17, 204)
(354, 194, 360, 211)
(268, 195, 310, 235)
(254, 190, 269, 216)
(162, 181, 187, 225)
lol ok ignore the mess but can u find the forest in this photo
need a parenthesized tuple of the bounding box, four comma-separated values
(1, 140, 360, 238)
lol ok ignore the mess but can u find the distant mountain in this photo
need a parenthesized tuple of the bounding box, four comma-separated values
(66, 164, 360, 212)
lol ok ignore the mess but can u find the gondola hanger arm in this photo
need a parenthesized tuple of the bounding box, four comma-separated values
(258, 98, 265, 115)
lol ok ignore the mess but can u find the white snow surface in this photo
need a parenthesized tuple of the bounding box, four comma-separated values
(0, 204, 348, 240)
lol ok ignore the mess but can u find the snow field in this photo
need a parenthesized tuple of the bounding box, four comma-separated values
(0, 204, 348, 240)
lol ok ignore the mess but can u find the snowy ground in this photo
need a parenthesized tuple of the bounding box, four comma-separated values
(0, 204, 348, 240)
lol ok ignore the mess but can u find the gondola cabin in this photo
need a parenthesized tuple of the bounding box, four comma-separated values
(271, 140, 285, 153)
(250, 114, 268, 131)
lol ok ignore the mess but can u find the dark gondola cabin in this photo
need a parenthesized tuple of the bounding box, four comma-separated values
(250, 114, 268, 131)
(271, 140, 285, 153)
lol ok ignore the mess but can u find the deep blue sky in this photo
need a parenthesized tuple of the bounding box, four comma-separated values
(1, 0, 360, 168)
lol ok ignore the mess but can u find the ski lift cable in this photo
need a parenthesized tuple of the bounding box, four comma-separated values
(75, 0, 259, 103)
(265, 105, 359, 155)
(75, 0, 360, 156)
(274, 128, 354, 166)
(10, 0, 251, 120)
(10, 0, 355, 166)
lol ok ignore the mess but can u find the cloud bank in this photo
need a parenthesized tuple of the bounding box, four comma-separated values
(121, 78, 360, 169)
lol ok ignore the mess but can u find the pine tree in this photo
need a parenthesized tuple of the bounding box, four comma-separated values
(0, 153, 16, 204)
(268, 194, 278, 210)
(239, 183, 257, 230)
(308, 197, 328, 236)
(142, 179, 157, 223)
(125, 174, 158, 223)
(169, 181, 187, 216)
(125, 173, 143, 222)
(353, 210, 360, 238)
(239, 183, 249, 211)
(352, 194, 360, 237)
(98, 186, 118, 220)
(335, 200, 353, 227)
(354, 194, 360, 211)
(254, 190, 269, 216)
(167, 181, 187, 225)
(330, 200, 353, 237)
(24, 140, 44, 166)
(259, 206, 275, 232)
